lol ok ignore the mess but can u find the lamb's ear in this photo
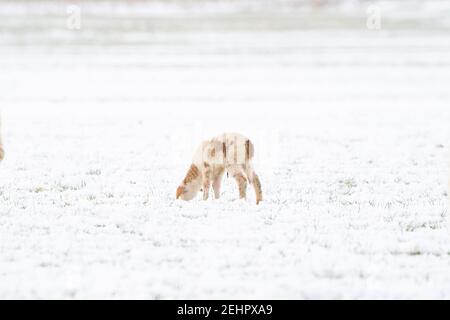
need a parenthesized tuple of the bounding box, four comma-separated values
(176, 186, 184, 199)
(183, 164, 200, 184)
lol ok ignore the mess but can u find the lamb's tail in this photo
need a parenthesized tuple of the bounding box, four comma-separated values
(245, 139, 254, 161)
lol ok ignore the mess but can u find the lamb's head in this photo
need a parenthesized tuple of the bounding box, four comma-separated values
(176, 164, 202, 201)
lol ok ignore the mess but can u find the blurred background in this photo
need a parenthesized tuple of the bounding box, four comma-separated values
(1, 0, 450, 117)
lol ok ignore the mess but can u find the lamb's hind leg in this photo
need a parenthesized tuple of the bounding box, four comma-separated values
(246, 165, 262, 205)
(252, 172, 262, 205)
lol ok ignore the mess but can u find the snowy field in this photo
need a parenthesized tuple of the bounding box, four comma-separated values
(0, 0, 449, 299)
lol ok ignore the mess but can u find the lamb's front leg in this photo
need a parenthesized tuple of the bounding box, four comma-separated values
(212, 167, 225, 199)
(228, 166, 247, 199)
(202, 163, 211, 200)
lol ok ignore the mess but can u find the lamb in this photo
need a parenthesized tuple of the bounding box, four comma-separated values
(176, 133, 262, 204)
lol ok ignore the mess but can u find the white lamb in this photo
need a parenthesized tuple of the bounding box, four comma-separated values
(176, 133, 262, 204)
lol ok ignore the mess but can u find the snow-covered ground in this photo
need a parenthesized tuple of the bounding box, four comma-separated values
(0, 0, 449, 299)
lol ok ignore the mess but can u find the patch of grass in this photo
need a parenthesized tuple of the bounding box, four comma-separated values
(33, 187, 46, 193)
(338, 178, 358, 195)
(390, 250, 423, 256)
(86, 169, 102, 176)
(57, 180, 87, 192)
